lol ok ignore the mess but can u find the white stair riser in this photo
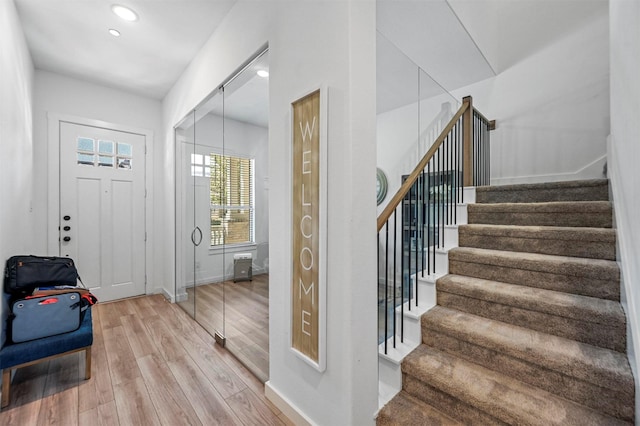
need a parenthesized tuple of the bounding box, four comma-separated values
(408, 273, 439, 307)
(460, 187, 476, 204)
(416, 278, 436, 308)
(443, 225, 459, 248)
(379, 357, 402, 406)
(394, 309, 421, 345)
(456, 204, 468, 224)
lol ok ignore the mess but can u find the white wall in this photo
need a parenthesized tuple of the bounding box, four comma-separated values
(162, 1, 377, 424)
(0, 0, 35, 346)
(609, 0, 640, 419)
(450, 11, 610, 184)
(32, 70, 163, 293)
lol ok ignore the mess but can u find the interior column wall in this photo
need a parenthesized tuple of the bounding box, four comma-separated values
(162, 1, 377, 424)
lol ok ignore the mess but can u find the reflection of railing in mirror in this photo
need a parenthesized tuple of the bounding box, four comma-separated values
(398, 102, 454, 177)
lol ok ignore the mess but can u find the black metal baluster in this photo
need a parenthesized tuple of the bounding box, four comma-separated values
(421, 170, 425, 279)
(487, 122, 491, 184)
(384, 221, 389, 353)
(461, 117, 465, 203)
(412, 179, 417, 309)
(450, 132, 454, 225)
(440, 142, 444, 250)
(472, 113, 476, 186)
(400, 202, 405, 342)
(454, 121, 458, 224)
(392, 213, 397, 348)
(431, 158, 435, 274)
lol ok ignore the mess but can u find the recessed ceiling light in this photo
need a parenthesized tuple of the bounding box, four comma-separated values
(257, 70, 269, 78)
(108, 29, 121, 37)
(111, 4, 138, 22)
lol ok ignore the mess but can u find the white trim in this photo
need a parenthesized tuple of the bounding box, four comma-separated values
(491, 154, 607, 185)
(155, 287, 173, 303)
(47, 113, 153, 296)
(265, 381, 314, 426)
(289, 85, 328, 373)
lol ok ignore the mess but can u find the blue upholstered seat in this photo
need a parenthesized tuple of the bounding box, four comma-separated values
(0, 309, 93, 370)
(0, 292, 93, 408)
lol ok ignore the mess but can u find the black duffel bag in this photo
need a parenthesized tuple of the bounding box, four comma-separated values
(4, 255, 79, 295)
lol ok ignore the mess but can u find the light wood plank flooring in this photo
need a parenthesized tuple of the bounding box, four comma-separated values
(183, 274, 269, 383)
(0, 294, 291, 426)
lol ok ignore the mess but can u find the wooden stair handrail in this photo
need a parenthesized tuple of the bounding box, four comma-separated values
(377, 98, 471, 231)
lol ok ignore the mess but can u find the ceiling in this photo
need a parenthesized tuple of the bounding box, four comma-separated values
(376, 0, 608, 114)
(15, 0, 607, 121)
(15, 0, 236, 100)
(195, 51, 270, 128)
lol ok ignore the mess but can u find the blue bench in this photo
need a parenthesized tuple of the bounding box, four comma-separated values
(0, 293, 93, 408)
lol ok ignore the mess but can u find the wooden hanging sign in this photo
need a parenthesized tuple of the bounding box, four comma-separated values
(291, 88, 326, 372)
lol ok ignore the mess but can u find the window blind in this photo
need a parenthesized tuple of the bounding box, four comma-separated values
(209, 154, 254, 246)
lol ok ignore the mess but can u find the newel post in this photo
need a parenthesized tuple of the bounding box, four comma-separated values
(462, 95, 473, 187)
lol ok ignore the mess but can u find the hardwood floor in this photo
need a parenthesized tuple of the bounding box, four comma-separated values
(182, 274, 270, 383)
(0, 294, 291, 426)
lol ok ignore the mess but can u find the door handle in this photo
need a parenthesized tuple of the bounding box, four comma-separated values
(194, 226, 203, 247)
(191, 227, 203, 246)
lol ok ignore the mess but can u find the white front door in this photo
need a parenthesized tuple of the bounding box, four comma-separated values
(59, 121, 146, 302)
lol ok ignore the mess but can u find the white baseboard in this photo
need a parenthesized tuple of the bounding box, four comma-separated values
(491, 154, 607, 185)
(265, 381, 314, 426)
(155, 287, 174, 303)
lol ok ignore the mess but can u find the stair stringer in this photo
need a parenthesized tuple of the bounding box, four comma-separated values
(377, 187, 476, 409)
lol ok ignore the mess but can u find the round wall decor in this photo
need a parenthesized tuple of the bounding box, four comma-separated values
(376, 168, 388, 205)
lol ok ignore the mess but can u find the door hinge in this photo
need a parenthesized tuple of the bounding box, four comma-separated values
(145, 145, 147, 155)
(145, 189, 147, 198)
(144, 232, 147, 242)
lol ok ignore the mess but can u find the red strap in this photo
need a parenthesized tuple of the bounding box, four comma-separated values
(39, 298, 59, 305)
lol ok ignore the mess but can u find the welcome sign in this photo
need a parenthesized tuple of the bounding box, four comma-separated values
(291, 88, 326, 371)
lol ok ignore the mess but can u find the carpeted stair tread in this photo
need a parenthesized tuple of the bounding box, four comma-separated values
(458, 224, 616, 260)
(467, 201, 612, 227)
(437, 274, 624, 324)
(475, 179, 609, 203)
(448, 247, 619, 300)
(378, 180, 634, 425)
(420, 306, 634, 394)
(377, 391, 463, 426)
(403, 345, 631, 425)
(436, 274, 625, 351)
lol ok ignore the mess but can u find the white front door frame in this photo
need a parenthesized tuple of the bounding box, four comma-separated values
(47, 113, 154, 297)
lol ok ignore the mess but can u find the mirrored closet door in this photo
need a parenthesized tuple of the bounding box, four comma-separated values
(175, 49, 270, 382)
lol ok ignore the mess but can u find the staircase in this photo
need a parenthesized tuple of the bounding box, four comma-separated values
(377, 179, 635, 425)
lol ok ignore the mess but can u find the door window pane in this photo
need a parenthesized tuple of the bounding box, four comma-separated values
(117, 142, 132, 156)
(77, 153, 95, 166)
(99, 140, 115, 155)
(99, 155, 114, 167)
(77, 137, 95, 152)
(117, 158, 132, 169)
